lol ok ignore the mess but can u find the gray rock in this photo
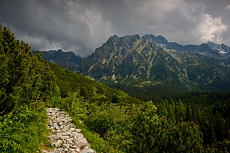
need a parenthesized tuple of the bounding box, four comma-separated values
(57, 147, 63, 152)
(74, 133, 84, 140)
(64, 148, 68, 152)
(80, 148, 95, 153)
(60, 132, 70, 136)
(48, 135, 56, 140)
(57, 122, 62, 126)
(66, 139, 73, 144)
(70, 145, 78, 149)
(52, 141, 61, 147)
(61, 135, 70, 140)
(56, 134, 62, 140)
(53, 148, 59, 153)
(75, 138, 90, 149)
(76, 148, 81, 152)
(57, 140, 62, 146)
(70, 128, 76, 131)
(63, 143, 70, 148)
(52, 123, 58, 127)
(56, 129, 61, 133)
(46, 108, 95, 153)
(75, 129, 81, 133)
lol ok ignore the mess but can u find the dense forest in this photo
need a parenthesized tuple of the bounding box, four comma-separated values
(110, 83, 230, 103)
(1, 26, 230, 152)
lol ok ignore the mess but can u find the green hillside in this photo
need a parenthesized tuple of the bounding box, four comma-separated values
(0, 26, 55, 152)
(48, 62, 142, 105)
(2, 26, 230, 153)
(47, 49, 230, 153)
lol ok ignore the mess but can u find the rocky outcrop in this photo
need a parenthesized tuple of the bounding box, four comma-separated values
(42, 108, 95, 153)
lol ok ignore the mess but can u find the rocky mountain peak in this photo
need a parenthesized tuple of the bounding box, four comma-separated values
(77, 34, 230, 91)
(143, 34, 168, 47)
(206, 41, 230, 55)
(106, 35, 120, 45)
(38, 33, 230, 92)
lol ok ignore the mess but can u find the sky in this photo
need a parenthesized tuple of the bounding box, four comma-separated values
(0, 0, 230, 57)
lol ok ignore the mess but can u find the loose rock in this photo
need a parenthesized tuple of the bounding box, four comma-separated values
(42, 108, 96, 153)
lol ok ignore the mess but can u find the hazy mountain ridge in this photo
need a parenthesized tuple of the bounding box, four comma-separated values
(33, 49, 83, 71)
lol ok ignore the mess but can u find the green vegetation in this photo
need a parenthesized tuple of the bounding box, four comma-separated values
(0, 26, 55, 115)
(48, 62, 141, 106)
(0, 26, 55, 152)
(50, 61, 230, 152)
(0, 103, 50, 152)
(2, 26, 230, 153)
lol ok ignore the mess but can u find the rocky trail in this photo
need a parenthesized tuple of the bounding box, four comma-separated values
(42, 108, 96, 153)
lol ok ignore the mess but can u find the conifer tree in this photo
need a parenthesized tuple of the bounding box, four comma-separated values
(177, 100, 186, 120)
(0, 26, 55, 115)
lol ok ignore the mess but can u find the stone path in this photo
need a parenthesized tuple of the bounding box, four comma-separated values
(42, 108, 96, 153)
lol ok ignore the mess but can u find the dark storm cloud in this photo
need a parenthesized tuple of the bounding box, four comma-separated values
(0, 0, 97, 56)
(185, 0, 230, 16)
(0, 0, 229, 56)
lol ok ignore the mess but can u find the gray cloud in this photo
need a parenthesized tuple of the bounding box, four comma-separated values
(0, 0, 229, 57)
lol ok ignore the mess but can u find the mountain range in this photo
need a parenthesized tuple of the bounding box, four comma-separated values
(35, 34, 230, 92)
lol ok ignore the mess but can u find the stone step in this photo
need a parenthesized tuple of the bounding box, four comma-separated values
(42, 108, 96, 153)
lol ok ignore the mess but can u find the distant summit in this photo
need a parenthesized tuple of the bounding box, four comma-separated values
(144, 34, 230, 57)
(206, 41, 230, 55)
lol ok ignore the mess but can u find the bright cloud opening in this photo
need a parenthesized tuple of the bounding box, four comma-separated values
(225, 5, 230, 10)
(198, 14, 228, 43)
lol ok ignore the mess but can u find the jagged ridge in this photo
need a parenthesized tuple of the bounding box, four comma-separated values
(78, 34, 230, 91)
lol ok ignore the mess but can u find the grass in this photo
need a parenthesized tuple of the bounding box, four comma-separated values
(56, 92, 123, 153)
(0, 103, 51, 153)
(70, 115, 122, 153)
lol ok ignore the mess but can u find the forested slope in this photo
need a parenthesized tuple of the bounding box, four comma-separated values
(49, 58, 230, 152)
(48, 62, 142, 105)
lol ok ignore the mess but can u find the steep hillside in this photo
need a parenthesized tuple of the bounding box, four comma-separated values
(48, 62, 142, 105)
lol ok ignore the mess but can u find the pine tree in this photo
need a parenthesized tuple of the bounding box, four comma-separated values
(186, 104, 192, 122)
(0, 26, 55, 115)
(177, 100, 186, 120)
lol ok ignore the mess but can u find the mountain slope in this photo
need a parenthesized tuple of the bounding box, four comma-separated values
(48, 61, 142, 104)
(37, 34, 230, 92)
(79, 34, 230, 92)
